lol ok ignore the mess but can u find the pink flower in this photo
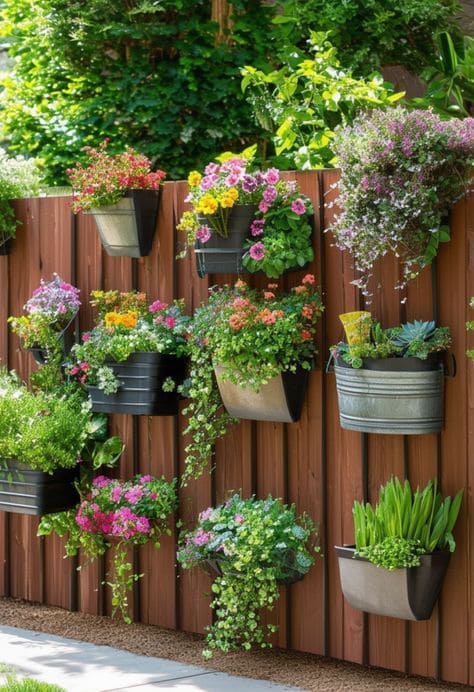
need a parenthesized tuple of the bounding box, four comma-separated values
(250, 219, 265, 236)
(192, 528, 213, 546)
(258, 200, 269, 214)
(164, 316, 176, 329)
(196, 225, 212, 243)
(82, 332, 91, 342)
(124, 486, 144, 504)
(291, 198, 306, 215)
(149, 300, 168, 313)
(302, 273, 315, 285)
(111, 486, 123, 503)
(234, 513, 244, 525)
(263, 186, 278, 204)
(140, 474, 153, 483)
(199, 507, 213, 521)
(225, 173, 240, 186)
(265, 168, 280, 185)
(93, 476, 112, 488)
(249, 242, 265, 261)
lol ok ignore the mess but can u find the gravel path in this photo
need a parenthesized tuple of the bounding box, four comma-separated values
(0, 598, 468, 692)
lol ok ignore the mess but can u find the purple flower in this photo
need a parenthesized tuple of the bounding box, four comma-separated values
(204, 162, 219, 175)
(291, 198, 306, 215)
(401, 136, 413, 157)
(192, 528, 213, 546)
(225, 173, 240, 187)
(24, 273, 81, 322)
(263, 186, 278, 204)
(92, 475, 112, 488)
(250, 219, 265, 236)
(135, 516, 151, 534)
(124, 486, 144, 504)
(196, 225, 212, 243)
(242, 175, 258, 193)
(111, 486, 123, 503)
(199, 507, 213, 521)
(265, 168, 280, 185)
(249, 242, 265, 261)
(200, 174, 218, 191)
(234, 513, 244, 525)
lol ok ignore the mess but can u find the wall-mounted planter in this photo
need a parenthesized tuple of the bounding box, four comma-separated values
(203, 557, 305, 586)
(0, 238, 11, 256)
(195, 204, 256, 277)
(214, 365, 309, 423)
(87, 352, 187, 416)
(334, 356, 444, 434)
(89, 189, 161, 258)
(27, 321, 76, 365)
(335, 545, 450, 620)
(0, 460, 79, 516)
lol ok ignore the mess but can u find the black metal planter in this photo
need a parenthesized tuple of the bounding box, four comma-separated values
(195, 204, 256, 277)
(214, 365, 309, 423)
(335, 545, 451, 621)
(0, 238, 11, 256)
(87, 352, 187, 416)
(27, 324, 76, 365)
(89, 189, 161, 258)
(334, 355, 444, 434)
(0, 460, 79, 516)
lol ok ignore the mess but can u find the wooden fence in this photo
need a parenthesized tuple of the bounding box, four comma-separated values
(0, 171, 473, 686)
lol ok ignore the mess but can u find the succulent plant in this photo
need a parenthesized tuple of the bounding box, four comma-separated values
(391, 320, 436, 348)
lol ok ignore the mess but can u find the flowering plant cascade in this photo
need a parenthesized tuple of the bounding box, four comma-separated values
(0, 148, 40, 246)
(178, 156, 314, 278)
(182, 276, 323, 481)
(67, 140, 166, 213)
(40, 473, 177, 623)
(68, 290, 190, 394)
(9, 274, 81, 350)
(330, 107, 474, 296)
(177, 494, 319, 656)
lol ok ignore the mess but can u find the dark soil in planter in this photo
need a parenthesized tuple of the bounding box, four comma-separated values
(0, 598, 466, 691)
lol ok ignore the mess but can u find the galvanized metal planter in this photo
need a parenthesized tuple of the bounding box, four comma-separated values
(0, 460, 79, 516)
(90, 189, 161, 258)
(214, 365, 308, 423)
(87, 352, 187, 416)
(334, 356, 444, 434)
(195, 204, 256, 277)
(335, 545, 450, 620)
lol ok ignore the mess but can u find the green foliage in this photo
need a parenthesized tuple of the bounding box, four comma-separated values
(241, 33, 404, 171)
(0, 676, 65, 692)
(414, 32, 474, 117)
(353, 477, 463, 570)
(332, 318, 452, 368)
(466, 297, 474, 361)
(272, 0, 461, 76)
(181, 277, 322, 482)
(0, 149, 40, 244)
(177, 494, 319, 654)
(0, 371, 90, 472)
(0, 0, 282, 184)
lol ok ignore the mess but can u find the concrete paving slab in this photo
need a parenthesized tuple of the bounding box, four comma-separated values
(0, 625, 301, 692)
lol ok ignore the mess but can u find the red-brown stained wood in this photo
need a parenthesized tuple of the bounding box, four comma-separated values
(0, 180, 472, 685)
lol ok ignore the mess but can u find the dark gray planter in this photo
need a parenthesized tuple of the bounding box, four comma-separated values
(0, 238, 11, 255)
(27, 321, 76, 365)
(334, 356, 444, 434)
(335, 545, 451, 620)
(203, 557, 305, 585)
(87, 352, 187, 416)
(195, 204, 256, 277)
(0, 460, 79, 516)
(90, 189, 161, 257)
(214, 365, 309, 423)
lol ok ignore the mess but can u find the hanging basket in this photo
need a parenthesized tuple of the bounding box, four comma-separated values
(335, 545, 450, 621)
(87, 352, 187, 416)
(202, 557, 305, 586)
(334, 355, 444, 434)
(194, 204, 256, 277)
(214, 365, 309, 423)
(89, 189, 161, 258)
(0, 460, 79, 516)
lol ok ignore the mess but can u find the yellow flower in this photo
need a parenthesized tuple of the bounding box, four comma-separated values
(187, 171, 202, 187)
(177, 210, 197, 232)
(228, 187, 238, 201)
(104, 311, 138, 329)
(197, 194, 218, 215)
(220, 193, 235, 209)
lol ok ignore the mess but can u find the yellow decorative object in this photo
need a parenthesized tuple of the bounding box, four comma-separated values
(339, 311, 371, 345)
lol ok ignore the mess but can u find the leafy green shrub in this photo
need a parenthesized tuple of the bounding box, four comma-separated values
(0, 149, 40, 245)
(272, 0, 461, 76)
(241, 33, 403, 171)
(353, 477, 463, 570)
(0, 0, 281, 184)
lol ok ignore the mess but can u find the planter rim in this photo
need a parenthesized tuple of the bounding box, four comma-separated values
(335, 544, 451, 564)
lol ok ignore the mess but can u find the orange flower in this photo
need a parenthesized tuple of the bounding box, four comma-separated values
(293, 285, 308, 295)
(301, 329, 312, 341)
(267, 283, 278, 289)
(104, 311, 138, 329)
(302, 274, 315, 285)
(302, 305, 313, 319)
(257, 308, 276, 325)
(234, 279, 247, 290)
(264, 291, 275, 300)
(229, 314, 246, 330)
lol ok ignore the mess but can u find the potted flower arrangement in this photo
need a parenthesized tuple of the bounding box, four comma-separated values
(177, 493, 319, 656)
(9, 274, 81, 365)
(0, 148, 40, 254)
(0, 369, 122, 515)
(67, 140, 166, 257)
(177, 155, 314, 277)
(331, 313, 451, 434)
(39, 473, 177, 623)
(182, 275, 323, 481)
(336, 476, 463, 620)
(68, 290, 190, 415)
(329, 107, 474, 295)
